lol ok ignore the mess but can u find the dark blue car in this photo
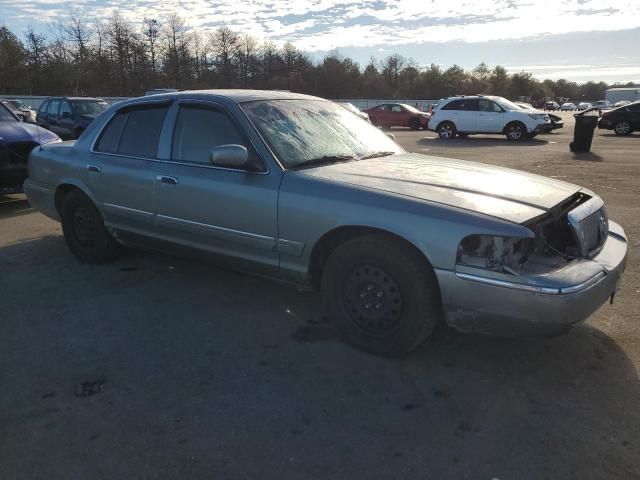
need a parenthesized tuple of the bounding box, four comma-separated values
(0, 102, 59, 193)
(37, 97, 109, 140)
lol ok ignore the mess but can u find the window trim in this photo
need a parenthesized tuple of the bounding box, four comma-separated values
(90, 99, 269, 175)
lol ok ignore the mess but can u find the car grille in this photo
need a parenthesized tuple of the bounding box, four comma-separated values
(567, 197, 608, 258)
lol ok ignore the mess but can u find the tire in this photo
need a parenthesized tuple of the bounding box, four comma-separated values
(409, 117, 421, 130)
(614, 120, 632, 136)
(505, 121, 528, 141)
(60, 189, 119, 264)
(437, 121, 457, 139)
(321, 234, 442, 356)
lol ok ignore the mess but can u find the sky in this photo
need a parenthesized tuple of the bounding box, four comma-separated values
(3, 0, 640, 83)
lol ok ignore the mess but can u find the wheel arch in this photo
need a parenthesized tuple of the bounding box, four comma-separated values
(307, 225, 436, 291)
(54, 181, 97, 215)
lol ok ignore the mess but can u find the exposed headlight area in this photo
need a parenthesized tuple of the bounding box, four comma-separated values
(456, 192, 609, 278)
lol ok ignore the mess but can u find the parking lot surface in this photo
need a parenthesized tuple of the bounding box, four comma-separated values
(1, 112, 639, 479)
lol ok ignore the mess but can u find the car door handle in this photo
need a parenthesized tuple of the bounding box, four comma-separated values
(87, 164, 101, 173)
(156, 175, 179, 185)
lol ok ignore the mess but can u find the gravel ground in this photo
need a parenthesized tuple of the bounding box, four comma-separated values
(1, 113, 638, 479)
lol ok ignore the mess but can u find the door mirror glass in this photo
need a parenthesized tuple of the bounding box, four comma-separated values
(209, 144, 249, 169)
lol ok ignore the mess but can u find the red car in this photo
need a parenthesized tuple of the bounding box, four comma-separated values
(364, 103, 430, 130)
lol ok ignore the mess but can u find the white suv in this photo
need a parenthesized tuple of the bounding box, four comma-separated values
(428, 95, 551, 141)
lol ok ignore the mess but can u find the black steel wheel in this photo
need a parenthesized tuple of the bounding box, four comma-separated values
(60, 189, 119, 263)
(322, 234, 442, 356)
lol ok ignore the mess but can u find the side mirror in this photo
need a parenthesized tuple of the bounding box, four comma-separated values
(386, 133, 395, 141)
(209, 144, 249, 169)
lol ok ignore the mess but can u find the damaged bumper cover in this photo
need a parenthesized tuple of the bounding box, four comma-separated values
(436, 221, 628, 336)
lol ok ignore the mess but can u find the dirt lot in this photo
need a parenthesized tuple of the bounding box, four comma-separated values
(1, 112, 638, 479)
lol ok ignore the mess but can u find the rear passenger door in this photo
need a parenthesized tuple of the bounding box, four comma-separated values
(84, 102, 169, 234)
(442, 99, 478, 132)
(153, 100, 281, 274)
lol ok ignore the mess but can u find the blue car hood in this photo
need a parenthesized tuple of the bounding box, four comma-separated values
(0, 120, 59, 144)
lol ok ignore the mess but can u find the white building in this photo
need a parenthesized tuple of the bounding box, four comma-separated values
(605, 87, 640, 104)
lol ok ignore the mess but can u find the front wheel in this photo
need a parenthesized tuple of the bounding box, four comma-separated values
(321, 235, 442, 356)
(61, 189, 120, 264)
(409, 117, 421, 130)
(437, 121, 457, 139)
(614, 120, 632, 136)
(505, 122, 528, 141)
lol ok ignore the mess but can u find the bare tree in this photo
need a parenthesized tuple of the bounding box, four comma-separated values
(209, 26, 239, 87)
(142, 17, 160, 73)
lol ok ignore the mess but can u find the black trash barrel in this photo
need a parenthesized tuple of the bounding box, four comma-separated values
(570, 109, 598, 153)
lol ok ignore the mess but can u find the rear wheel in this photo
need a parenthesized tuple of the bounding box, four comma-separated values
(614, 120, 632, 136)
(60, 189, 119, 263)
(505, 121, 528, 141)
(437, 121, 457, 139)
(409, 117, 421, 130)
(321, 234, 441, 356)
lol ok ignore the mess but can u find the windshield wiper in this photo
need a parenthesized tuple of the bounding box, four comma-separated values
(292, 154, 356, 170)
(359, 151, 396, 160)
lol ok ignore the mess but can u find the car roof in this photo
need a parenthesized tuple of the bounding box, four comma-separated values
(45, 97, 106, 101)
(138, 89, 322, 104)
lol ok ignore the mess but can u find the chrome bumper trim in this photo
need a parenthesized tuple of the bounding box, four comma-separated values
(455, 271, 607, 296)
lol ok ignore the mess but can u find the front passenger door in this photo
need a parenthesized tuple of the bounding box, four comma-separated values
(476, 99, 504, 133)
(154, 101, 281, 273)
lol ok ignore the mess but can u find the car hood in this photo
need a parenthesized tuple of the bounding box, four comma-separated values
(299, 153, 582, 224)
(0, 120, 59, 144)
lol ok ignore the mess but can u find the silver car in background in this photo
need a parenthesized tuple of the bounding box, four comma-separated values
(24, 90, 627, 356)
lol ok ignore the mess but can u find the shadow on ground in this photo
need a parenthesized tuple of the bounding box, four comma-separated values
(0, 194, 32, 219)
(418, 136, 550, 148)
(0, 236, 638, 480)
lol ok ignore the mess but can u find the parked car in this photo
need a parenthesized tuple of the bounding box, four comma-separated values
(544, 101, 560, 111)
(0, 101, 59, 193)
(339, 102, 370, 122)
(37, 97, 109, 140)
(593, 100, 612, 111)
(428, 95, 552, 140)
(23, 90, 627, 355)
(577, 102, 592, 111)
(1, 99, 37, 123)
(560, 102, 577, 111)
(364, 103, 430, 130)
(597, 101, 640, 136)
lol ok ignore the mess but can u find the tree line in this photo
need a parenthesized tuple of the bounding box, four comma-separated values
(0, 13, 636, 101)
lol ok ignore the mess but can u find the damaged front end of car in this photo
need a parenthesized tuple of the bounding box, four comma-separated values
(442, 190, 627, 336)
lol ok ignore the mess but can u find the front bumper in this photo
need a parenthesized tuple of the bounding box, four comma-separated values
(435, 221, 628, 337)
(533, 122, 553, 133)
(597, 119, 613, 129)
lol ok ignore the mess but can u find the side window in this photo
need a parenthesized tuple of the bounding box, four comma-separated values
(442, 100, 462, 110)
(461, 99, 479, 111)
(39, 101, 49, 115)
(118, 105, 168, 158)
(48, 100, 60, 116)
(95, 112, 128, 153)
(95, 104, 168, 158)
(171, 105, 249, 165)
(60, 101, 72, 117)
(479, 100, 503, 112)
(391, 105, 402, 113)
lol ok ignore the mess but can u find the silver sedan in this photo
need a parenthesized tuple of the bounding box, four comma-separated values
(24, 90, 627, 355)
